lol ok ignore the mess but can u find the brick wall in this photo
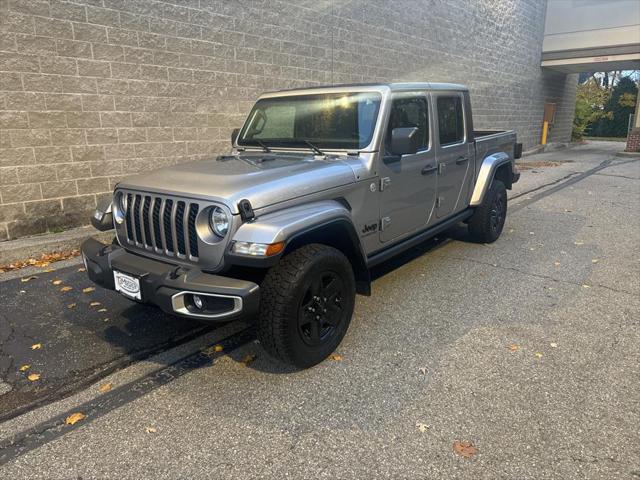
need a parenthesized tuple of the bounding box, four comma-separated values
(626, 128, 640, 152)
(0, 0, 577, 241)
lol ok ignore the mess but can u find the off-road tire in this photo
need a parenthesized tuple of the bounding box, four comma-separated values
(257, 244, 355, 369)
(468, 179, 507, 243)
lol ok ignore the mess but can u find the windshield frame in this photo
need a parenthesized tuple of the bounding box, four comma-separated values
(236, 88, 386, 153)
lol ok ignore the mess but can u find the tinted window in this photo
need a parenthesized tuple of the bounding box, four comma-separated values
(238, 92, 382, 150)
(437, 96, 464, 145)
(386, 96, 429, 152)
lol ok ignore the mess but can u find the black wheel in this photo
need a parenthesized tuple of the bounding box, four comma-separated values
(468, 179, 507, 243)
(257, 244, 355, 368)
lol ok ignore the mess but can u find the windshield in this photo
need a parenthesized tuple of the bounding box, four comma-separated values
(237, 92, 382, 150)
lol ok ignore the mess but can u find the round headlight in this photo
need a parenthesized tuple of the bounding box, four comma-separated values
(209, 206, 229, 237)
(114, 192, 127, 224)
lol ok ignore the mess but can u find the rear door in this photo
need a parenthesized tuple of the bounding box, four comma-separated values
(379, 92, 437, 242)
(434, 92, 472, 218)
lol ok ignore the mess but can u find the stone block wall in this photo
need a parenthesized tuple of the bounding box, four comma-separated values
(0, 0, 577, 240)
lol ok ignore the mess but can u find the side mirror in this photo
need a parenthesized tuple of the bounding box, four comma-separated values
(231, 128, 240, 146)
(389, 127, 420, 156)
(91, 198, 114, 231)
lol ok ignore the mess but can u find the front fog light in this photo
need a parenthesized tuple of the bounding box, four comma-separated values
(232, 241, 285, 257)
(192, 294, 204, 310)
(209, 206, 229, 237)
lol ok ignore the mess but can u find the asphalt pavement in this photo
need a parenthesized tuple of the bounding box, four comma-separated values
(0, 141, 638, 479)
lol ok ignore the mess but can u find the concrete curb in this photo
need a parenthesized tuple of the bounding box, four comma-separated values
(0, 225, 113, 265)
(615, 151, 640, 158)
(520, 141, 578, 158)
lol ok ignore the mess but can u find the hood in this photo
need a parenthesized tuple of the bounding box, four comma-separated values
(117, 153, 358, 214)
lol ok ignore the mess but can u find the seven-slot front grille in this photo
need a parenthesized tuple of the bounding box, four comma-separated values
(124, 193, 200, 260)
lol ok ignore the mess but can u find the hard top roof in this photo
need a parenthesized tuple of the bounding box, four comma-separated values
(261, 82, 468, 97)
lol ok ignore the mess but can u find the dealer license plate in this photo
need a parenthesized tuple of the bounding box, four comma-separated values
(113, 270, 141, 300)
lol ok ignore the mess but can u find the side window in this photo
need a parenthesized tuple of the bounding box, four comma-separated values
(437, 96, 464, 145)
(386, 96, 429, 152)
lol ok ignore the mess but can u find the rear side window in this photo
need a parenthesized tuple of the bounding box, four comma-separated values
(386, 96, 429, 152)
(437, 96, 464, 145)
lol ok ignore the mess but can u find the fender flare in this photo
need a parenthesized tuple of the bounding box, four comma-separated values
(469, 152, 511, 206)
(228, 200, 371, 295)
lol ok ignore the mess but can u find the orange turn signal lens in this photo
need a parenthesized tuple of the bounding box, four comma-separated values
(265, 242, 285, 256)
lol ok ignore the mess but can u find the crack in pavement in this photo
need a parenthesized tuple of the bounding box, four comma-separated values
(593, 172, 640, 181)
(440, 255, 637, 297)
(510, 157, 638, 214)
(0, 326, 255, 467)
(510, 171, 582, 201)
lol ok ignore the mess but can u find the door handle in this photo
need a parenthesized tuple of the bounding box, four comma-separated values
(421, 165, 437, 175)
(456, 156, 469, 165)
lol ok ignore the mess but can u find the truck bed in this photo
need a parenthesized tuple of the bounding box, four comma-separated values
(473, 129, 517, 170)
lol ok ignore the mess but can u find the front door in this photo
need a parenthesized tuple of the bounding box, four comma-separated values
(379, 92, 437, 243)
(434, 93, 472, 218)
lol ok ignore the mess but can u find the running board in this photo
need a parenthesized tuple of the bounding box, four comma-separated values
(366, 209, 473, 268)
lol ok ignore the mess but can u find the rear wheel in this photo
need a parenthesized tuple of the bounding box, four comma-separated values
(257, 244, 355, 369)
(468, 179, 507, 243)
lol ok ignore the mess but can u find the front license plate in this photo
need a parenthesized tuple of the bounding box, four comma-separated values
(113, 270, 141, 300)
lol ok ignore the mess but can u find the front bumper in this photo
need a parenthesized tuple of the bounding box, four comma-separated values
(81, 238, 260, 322)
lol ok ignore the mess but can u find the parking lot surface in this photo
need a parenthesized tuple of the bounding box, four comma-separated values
(0, 142, 638, 479)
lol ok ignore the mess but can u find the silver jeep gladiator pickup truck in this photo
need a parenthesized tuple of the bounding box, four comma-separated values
(82, 83, 521, 368)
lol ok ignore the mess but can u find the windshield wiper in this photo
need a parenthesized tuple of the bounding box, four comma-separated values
(303, 140, 324, 156)
(255, 140, 271, 153)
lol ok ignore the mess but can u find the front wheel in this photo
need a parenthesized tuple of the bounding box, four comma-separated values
(468, 179, 507, 243)
(257, 244, 356, 369)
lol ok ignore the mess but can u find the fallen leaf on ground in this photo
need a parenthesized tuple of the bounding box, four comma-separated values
(52, 279, 62, 285)
(240, 354, 256, 366)
(103, 318, 109, 322)
(554, 261, 561, 267)
(591, 259, 599, 264)
(145, 427, 156, 433)
(68, 303, 76, 309)
(82, 287, 95, 294)
(0, 250, 80, 273)
(65, 412, 86, 425)
(31, 343, 42, 350)
(90, 301, 101, 307)
(19, 364, 30, 372)
(98, 308, 107, 312)
(98, 382, 112, 393)
(21, 276, 38, 283)
(60, 286, 73, 292)
(574, 240, 584, 245)
(416, 423, 429, 433)
(582, 284, 591, 289)
(42, 268, 55, 273)
(534, 352, 543, 358)
(453, 441, 477, 458)
(508, 344, 520, 352)
(329, 354, 343, 361)
(213, 344, 223, 352)
(418, 367, 428, 375)
(28, 373, 40, 381)
(77, 267, 86, 272)
(550, 342, 558, 348)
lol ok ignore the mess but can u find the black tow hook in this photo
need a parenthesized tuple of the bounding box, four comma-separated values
(169, 266, 186, 280)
